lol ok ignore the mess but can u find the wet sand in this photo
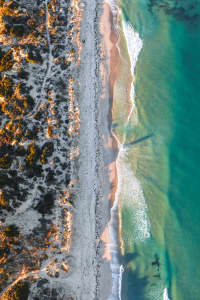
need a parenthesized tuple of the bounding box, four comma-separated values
(99, 3, 138, 298)
(99, 1, 133, 298)
(99, 0, 133, 257)
(99, 1, 120, 263)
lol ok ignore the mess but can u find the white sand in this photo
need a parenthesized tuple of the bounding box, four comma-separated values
(63, 0, 115, 299)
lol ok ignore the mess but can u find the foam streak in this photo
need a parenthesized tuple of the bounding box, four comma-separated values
(108, 17, 150, 300)
(163, 288, 170, 300)
(122, 20, 143, 122)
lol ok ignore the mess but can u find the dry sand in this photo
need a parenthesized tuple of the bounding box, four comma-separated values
(61, 0, 130, 298)
(63, 0, 119, 299)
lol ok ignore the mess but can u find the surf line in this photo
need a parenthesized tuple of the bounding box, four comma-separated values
(104, 0, 151, 298)
(102, 0, 125, 299)
(163, 288, 170, 300)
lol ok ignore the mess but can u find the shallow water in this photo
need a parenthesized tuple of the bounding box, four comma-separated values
(117, 0, 200, 299)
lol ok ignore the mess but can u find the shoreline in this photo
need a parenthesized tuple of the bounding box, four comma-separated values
(60, 0, 135, 298)
(99, 0, 136, 298)
(99, 1, 149, 298)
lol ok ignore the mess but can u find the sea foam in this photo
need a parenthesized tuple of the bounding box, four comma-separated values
(108, 17, 150, 299)
(108, 144, 151, 300)
(122, 20, 143, 76)
(119, 20, 150, 241)
(122, 20, 143, 122)
(163, 288, 170, 300)
(117, 147, 151, 242)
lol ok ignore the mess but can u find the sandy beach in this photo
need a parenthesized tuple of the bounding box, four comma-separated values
(63, 0, 120, 299)
(57, 0, 133, 298)
(0, 0, 135, 299)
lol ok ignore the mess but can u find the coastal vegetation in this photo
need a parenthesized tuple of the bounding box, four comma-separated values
(0, 0, 80, 298)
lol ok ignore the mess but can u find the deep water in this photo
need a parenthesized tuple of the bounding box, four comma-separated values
(120, 0, 200, 299)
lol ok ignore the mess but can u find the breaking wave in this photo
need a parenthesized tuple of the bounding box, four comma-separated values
(122, 20, 143, 104)
(163, 288, 170, 300)
(108, 17, 150, 299)
(117, 147, 151, 242)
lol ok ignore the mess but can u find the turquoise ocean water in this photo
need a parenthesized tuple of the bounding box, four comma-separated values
(119, 0, 200, 299)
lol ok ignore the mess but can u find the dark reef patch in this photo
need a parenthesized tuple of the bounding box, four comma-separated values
(148, 0, 200, 23)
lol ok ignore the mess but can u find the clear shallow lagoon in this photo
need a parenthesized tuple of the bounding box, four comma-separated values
(119, 1, 200, 299)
